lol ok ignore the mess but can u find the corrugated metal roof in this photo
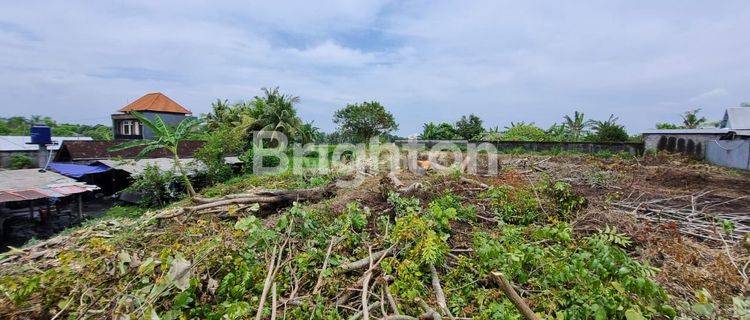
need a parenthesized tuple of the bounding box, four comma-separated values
(641, 128, 729, 134)
(53, 140, 205, 162)
(0, 136, 93, 152)
(723, 107, 750, 130)
(0, 169, 98, 203)
(118, 92, 191, 114)
(95, 158, 204, 176)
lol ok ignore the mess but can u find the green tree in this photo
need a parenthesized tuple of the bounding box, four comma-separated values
(588, 115, 629, 142)
(454, 114, 484, 140)
(562, 111, 588, 141)
(655, 122, 682, 129)
(297, 121, 324, 144)
(681, 108, 707, 129)
(502, 122, 547, 141)
(332, 101, 398, 142)
(420, 122, 459, 140)
(108, 112, 201, 197)
(251, 87, 302, 142)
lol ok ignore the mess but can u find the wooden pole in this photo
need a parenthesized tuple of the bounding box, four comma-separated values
(77, 194, 83, 218)
(490, 272, 539, 320)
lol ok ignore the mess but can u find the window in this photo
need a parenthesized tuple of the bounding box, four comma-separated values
(121, 120, 140, 135)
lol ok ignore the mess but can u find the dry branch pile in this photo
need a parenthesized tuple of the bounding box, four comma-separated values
(0, 153, 749, 319)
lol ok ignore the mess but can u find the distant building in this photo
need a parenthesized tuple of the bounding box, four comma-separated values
(0, 136, 92, 168)
(111, 92, 192, 140)
(643, 107, 750, 169)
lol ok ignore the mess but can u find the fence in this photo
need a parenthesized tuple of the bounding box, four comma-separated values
(395, 140, 643, 155)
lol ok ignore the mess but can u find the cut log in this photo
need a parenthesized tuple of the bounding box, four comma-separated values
(490, 272, 538, 320)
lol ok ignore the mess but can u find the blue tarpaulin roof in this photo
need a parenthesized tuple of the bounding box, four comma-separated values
(49, 162, 111, 178)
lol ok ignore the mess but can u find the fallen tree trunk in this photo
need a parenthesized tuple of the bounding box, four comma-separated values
(183, 183, 337, 214)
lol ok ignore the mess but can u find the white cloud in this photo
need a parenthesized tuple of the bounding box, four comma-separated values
(1, 1, 750, 134)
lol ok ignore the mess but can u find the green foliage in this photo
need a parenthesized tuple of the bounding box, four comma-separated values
(502, 122, 547, 141)
(588, 114, 629, 142)
(471, 226, 669, 318)
(482, 185, 541, 224)
(0, 115, 112, 140)
(593, 226, 632, 248)
(194, 124, 246, 185)
(454, 114, 484, 140)
(655, 122, 683, 129)
(420, 122, 460, 140)
(540, 180, 587, 219)
(123, 164, 183, 207)
(562, 111, 589, 141)
(681, 108, 708, 129)
(251, 87, 303, 141)
(109, 111, 201, 196)
(9, 154, 33, 169)
(333, 101, 398, 142)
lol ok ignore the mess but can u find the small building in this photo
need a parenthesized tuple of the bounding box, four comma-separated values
(643, 107, 750, 169)
(111, 92, 192, 140)
(0, 136, 92, 168)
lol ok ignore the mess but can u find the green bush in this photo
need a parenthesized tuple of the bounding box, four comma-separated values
(9, 154, 33, 169)
(122, 164, 183, 207)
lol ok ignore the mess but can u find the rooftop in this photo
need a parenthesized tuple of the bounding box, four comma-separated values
(53, 140, 205, 162)
(0, 136, 92, 152)
(118, 92, 191, 115)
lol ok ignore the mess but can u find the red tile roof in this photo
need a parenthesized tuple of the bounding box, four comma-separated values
(53, 140, 206, 162)
(119, 92, 191, 114)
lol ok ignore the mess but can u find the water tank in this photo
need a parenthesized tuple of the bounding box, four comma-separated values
(29, 125, 52, 145)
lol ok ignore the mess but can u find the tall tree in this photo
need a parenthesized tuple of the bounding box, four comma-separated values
(562, 111, 588, 141)
(454, 114, 484, 140)
(588, 114, 629, 142)
(681, 108, 707, 129)
(332, 101, 398, 142)
(251, 87, 302, 141)
(420, 122, 459, 140)
(108, 112, 201, 197)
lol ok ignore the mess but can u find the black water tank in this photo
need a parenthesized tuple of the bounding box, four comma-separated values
(30, 125, 52, 144)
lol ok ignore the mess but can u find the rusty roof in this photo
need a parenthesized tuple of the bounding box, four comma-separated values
(53, 140, 206, 162)
(118, 92, 192, 114)
(0, 169, 99, 203)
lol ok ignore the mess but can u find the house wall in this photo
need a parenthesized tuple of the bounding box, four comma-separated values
(642, 133, 725, 158)
(139, 112, 189, 139)
(706, 140, 750, 170)
(111, 112, 190, 140)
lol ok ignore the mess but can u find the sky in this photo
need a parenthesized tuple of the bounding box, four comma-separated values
(1, 1, 749, 136)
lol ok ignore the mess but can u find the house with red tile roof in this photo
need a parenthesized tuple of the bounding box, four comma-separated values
(111, 92, 192, 140)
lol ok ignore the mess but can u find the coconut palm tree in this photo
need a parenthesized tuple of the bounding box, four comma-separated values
(252, 87, 302, 143)
(562, 111, 588, 141)
(108, 112, 201, 197)
(681, 108, 707, 129)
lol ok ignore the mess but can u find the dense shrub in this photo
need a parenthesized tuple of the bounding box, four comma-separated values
(122, 164, 183, 207)
(9, 154, 33, 169)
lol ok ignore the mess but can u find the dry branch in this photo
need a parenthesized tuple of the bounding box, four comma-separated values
(339, 248, 392, 273)
(429, 264, 455, 320)
(490, 272, 538, 320)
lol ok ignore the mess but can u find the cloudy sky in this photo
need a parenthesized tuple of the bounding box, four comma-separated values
(1, 1, 749, 135)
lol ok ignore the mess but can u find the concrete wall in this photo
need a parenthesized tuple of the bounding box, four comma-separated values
(0, 150, 57, 168)
(706, 140, 750, 170)
(642, 133, 725, 158)
(396, 140, 643, 155)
